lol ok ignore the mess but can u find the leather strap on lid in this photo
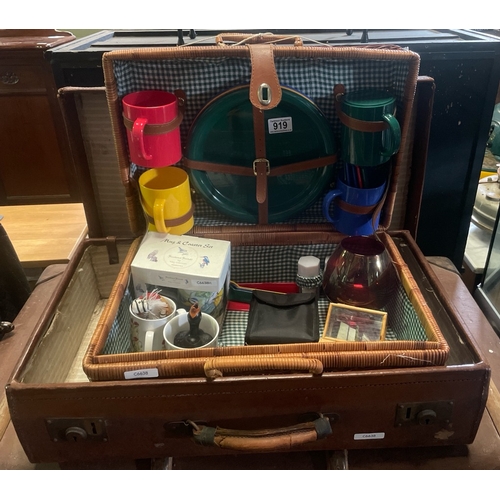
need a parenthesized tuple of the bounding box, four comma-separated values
(183, 154, 338, 177)
(248, 44, 281, 223)
(248, 44, 282, 111)
(334, 84, 389, 133)
(252, 106, 269, 224)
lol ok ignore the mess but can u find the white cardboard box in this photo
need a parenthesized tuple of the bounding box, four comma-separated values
(131, 232, 231, 324)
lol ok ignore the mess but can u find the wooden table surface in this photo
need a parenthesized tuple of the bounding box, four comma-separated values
(0, 204, 88, 268)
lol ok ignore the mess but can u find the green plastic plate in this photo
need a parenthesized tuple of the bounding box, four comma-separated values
(186, 85, 336, 223)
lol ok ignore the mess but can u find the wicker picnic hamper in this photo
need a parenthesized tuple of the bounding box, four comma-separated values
(81, 33, 450, 381)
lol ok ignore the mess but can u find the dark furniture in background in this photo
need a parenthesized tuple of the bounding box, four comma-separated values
(47, 29, 500, 269)
(0, 30, 81, 205)
(0, 221, 30, 324)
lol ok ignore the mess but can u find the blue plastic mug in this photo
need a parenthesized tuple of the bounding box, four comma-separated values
(322, 178, 387, 236)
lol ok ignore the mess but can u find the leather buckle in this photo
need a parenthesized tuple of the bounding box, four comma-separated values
(253, 158, 270, 175)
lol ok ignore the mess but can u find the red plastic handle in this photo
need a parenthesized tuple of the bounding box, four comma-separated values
(131, 117, 152, 160)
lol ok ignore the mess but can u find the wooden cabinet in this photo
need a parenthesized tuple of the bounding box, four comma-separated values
(0, 30, 81, 205)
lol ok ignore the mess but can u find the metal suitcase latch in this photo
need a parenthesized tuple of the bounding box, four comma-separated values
(46, 418, 108, 443)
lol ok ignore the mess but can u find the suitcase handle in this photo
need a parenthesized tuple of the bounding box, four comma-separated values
(204, 356, 323, 379)
(190, 415, 332, 452)
(215, 33, 303, 46)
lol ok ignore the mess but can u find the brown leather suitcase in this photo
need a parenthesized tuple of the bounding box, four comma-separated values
(4, 34, 490, 467)
(4, 232, 490, 464)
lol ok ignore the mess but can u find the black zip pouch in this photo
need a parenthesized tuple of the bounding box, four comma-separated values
(244, 290, 319, 345)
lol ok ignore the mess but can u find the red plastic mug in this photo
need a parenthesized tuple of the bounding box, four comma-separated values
(122, 90, 184, 168)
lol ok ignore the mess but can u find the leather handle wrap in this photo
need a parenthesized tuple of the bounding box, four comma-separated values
(192, 416, 332, 452)
(204, 356, 324, 379)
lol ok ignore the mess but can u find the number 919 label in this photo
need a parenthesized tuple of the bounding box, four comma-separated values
(268, 117, 293, 134)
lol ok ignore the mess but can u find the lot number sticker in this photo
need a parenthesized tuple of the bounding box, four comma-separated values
(124, 368, 159, 380)
(268, 117, 293, 134)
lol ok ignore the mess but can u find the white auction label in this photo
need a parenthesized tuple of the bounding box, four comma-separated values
(268, 117, 293, 134)
(353, 432, 385, 441)
(124, 368, 159, 380)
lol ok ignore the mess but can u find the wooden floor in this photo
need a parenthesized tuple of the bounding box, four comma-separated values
(0, 203, 88, 269)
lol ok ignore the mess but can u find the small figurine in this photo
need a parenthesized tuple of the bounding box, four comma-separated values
(173, 302, 213, 349)
(188, 302, 203, 334)
(131, 290, 171, 319)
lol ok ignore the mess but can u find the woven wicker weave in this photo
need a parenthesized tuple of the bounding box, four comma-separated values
(80, 35, 450, 381)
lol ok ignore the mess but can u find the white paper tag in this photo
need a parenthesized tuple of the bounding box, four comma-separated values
(124, 368, 159, 380)
(354, 432, 385, 441)
(268, 117, 292, 134)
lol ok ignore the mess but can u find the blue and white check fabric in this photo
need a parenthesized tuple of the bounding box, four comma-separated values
(117, 51, 412, 226)
(102, 242, 427, 354)
(113, 55, 411, 147)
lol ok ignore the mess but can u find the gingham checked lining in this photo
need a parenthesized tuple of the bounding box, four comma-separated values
(113, 56, 411, 143)
(120, 55, 410, 225)
(102, 243, 427, 354)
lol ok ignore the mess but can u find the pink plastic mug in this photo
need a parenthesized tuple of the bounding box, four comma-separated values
(122, 90, 184, 168)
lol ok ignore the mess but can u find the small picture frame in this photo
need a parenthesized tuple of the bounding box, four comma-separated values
(321, 303, 387, 342)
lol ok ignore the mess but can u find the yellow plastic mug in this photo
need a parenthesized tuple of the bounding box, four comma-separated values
(138, 167, 194, 234)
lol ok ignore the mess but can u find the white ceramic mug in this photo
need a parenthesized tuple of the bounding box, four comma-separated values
(129, 295, 177, 352)
(163, 308, 219, 350)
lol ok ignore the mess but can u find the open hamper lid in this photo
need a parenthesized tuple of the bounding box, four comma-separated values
(101, 33, 422, 237)
(76, 33, 451, 381)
